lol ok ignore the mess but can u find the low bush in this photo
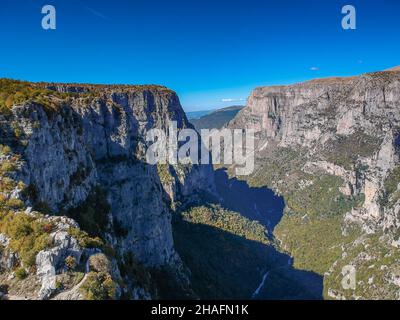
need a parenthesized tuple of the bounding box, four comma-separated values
(380, 166, 400, 207)
(0, 145, 12, 155)
(0, 211, 51, 267)
(0, 78, 70, 115)
(4, 198, 24, 210)
(15, 267, 28, 280)
(0, 161, 16, 173)
(89, 253, 111, 273)
(67, 227, 103, 249)
(322, 132, 382, 170)
(285, 175, 363, 218)
(80, 272, 117, 300)
(65, 256, 77, 271)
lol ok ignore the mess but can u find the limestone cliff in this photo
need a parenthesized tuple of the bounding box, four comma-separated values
(228, 69, 400, 299)
(0, 80, 214, 299)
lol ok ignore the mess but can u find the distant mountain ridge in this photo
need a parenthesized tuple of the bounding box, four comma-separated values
(186, 110, 211, 120)
(189, 105, 244, 130)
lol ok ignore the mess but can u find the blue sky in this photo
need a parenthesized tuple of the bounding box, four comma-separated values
(1, 0, 399, 111)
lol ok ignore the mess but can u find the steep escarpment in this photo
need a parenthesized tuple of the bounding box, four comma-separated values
(228, 69, 400, 299)
(0, 79, 214, 299)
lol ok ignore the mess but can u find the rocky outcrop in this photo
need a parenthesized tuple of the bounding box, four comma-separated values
(0, 81, 215, 299)
(35, 216, 82, 299)
(0, 233, 16, 271)
(228, 68, 400, 300)
(229, 70, 400, 230)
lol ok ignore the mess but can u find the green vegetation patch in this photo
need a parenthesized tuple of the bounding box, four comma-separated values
(14, 267, 28, 280)
(180, 205, 269, 245)
(273, 173, 364, 277)
(325, 232, 400, 299)
(322, 132, 382, 170)
(0, 211, 52, 267)
(157, 164, 174, 185)
(0, 78, 175, 116)
(0, 78, 72, 115)
(380, 166, 400, 207)
(285, 175, 364, 217)
(276, 213, 339, 274)
(67, 227, 103, 249)
(173, 204, 274, 299)
(246, 146, 310, 194)
(0, 145, 12, 156)
(80, 271, 117, 300)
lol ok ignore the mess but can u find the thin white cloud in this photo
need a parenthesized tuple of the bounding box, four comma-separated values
(84, 6, 109, 20)
(221, 98, 245, 102)
(310, 67, 320, 71)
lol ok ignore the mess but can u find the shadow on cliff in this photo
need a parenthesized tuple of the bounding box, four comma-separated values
(185, 167, 323, 300)
(0, 102, 323, 300)
(172, 217, 323, 300)
(214, 168, 285, 236)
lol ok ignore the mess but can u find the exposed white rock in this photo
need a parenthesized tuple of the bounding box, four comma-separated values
(36, 230, 82, 299)
(229, 71, 400, 230)
(0, 233, 9, 247)
(2, 84, 214, 299)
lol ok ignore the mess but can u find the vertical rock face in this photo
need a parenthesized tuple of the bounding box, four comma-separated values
(1, 83, 214, 273)
(228, 69, 400, 299)
(234, 72, 400, 147)
(230, 70, 400, 230)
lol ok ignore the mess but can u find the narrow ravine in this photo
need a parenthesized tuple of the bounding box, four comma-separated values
(215, 168, 323, 299)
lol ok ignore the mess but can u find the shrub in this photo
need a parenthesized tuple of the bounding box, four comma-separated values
(80, 272, 117, 300)
(55, 280, 63, 290)
(0, 145, 12, 155)
(0, 211, 51, 267)
(65, 256, 77, 270)
(13, 127, 23, 139)
(0, 161, 16, 173)
(15, 267, 28, 280)
(157, 164, 174, 184)
(0, 177, 17, 194)
(89, 253, 111, 273)
(67, 227, 103, 249)
(0, 78, 73, 115)
(5, 198, 24, 210)
(380, 166, 400, 207)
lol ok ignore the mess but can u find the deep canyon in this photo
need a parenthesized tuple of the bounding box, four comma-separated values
(1, 67, 400, 300)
